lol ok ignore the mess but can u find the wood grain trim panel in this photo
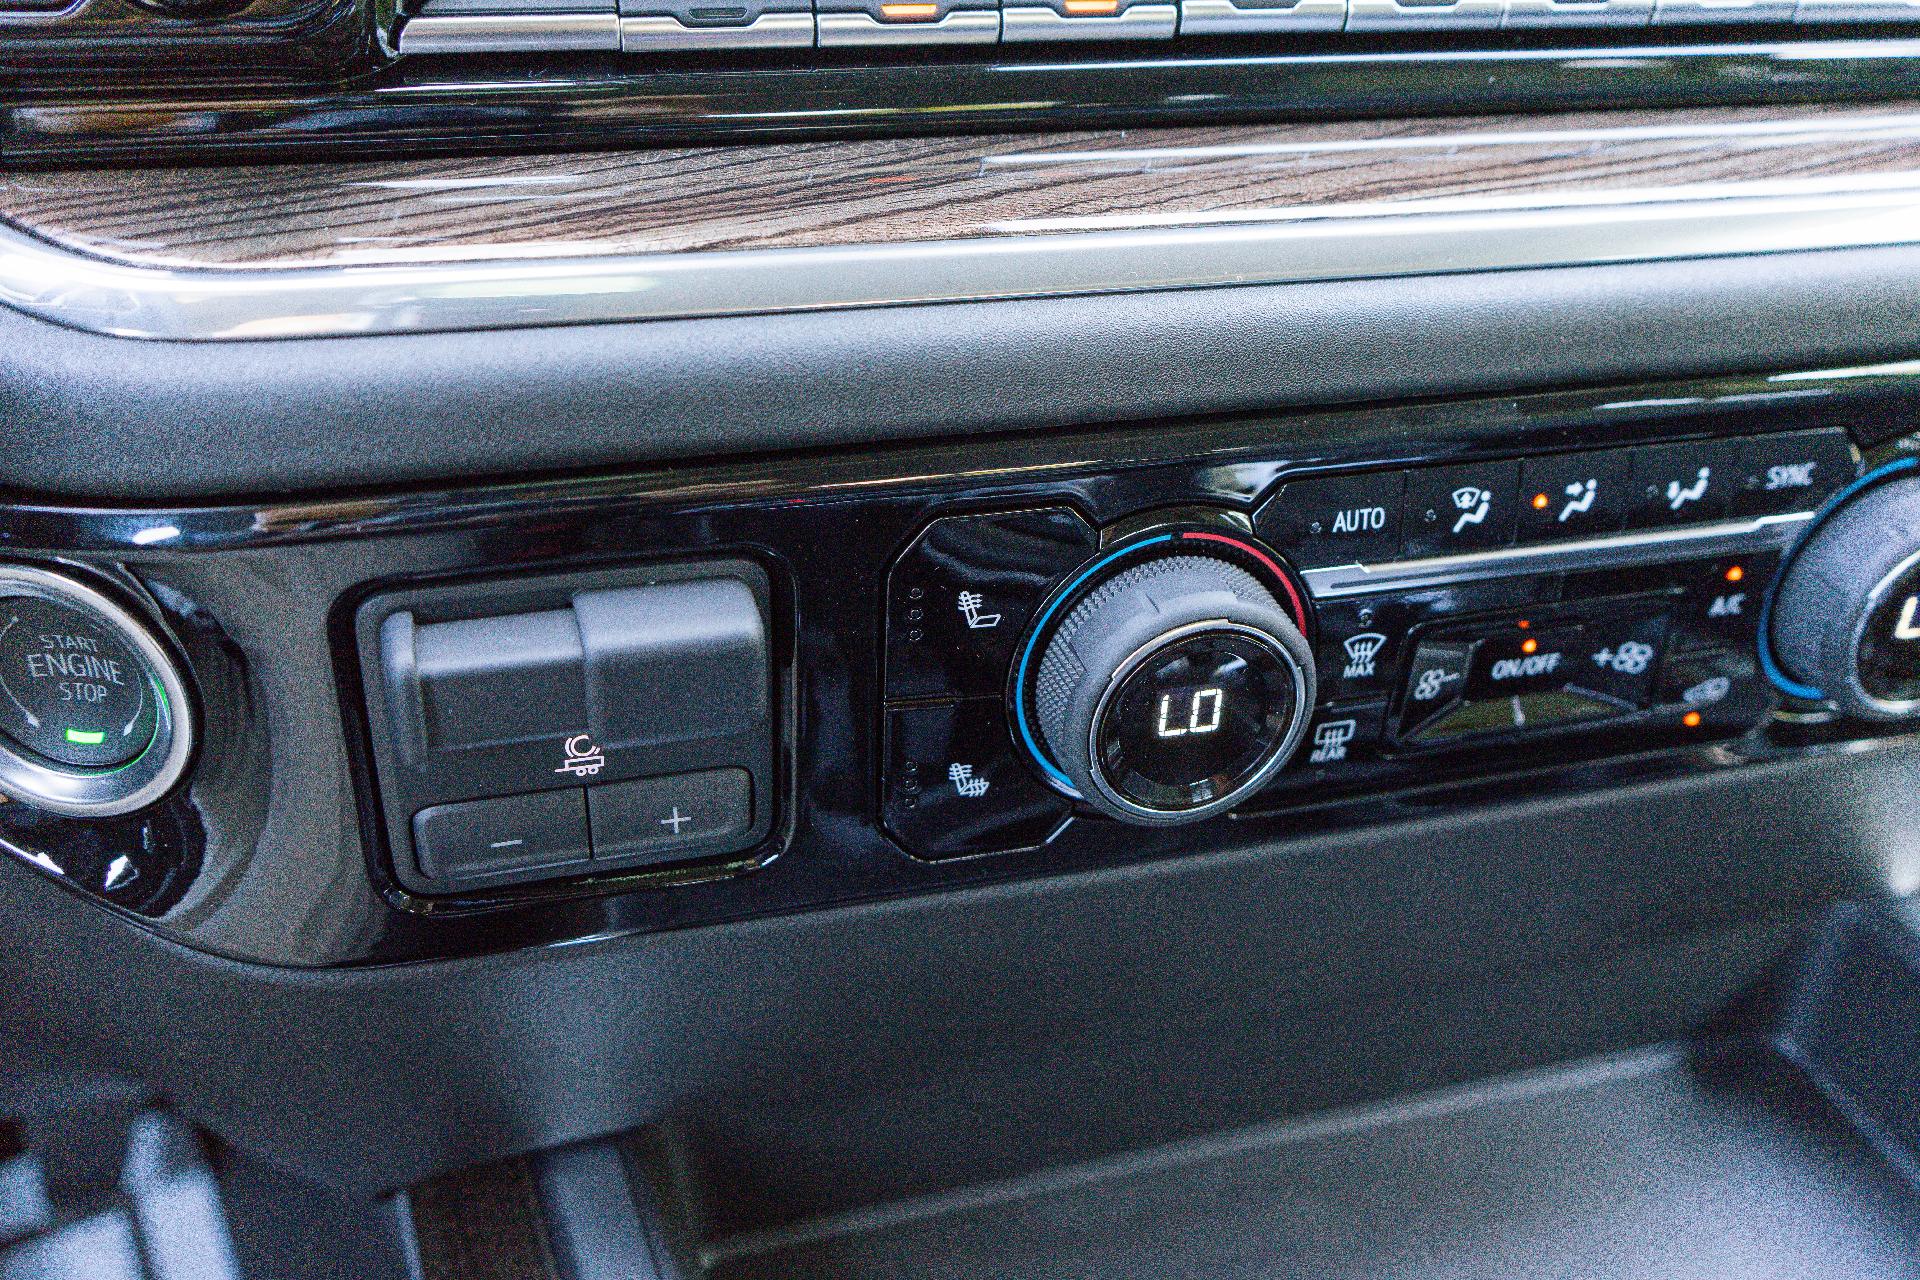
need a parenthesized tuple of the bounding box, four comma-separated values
(10, 103, 1920, 270)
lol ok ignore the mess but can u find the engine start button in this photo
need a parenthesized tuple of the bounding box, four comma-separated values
(0, 594, 159, 769)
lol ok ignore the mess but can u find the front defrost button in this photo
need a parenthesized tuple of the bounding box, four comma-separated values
(1400, 460, 1520, 557)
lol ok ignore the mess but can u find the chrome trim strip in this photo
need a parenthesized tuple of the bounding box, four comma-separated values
(1503, 0, 1649, 27)
(817, 8, 1000, 41)
(1001, 3, 1179, 38)
(619, 10, 814, 48)
(1346, 0, 1503, 30)
(1652, 0, 1795, 22)
(1177, 0, 1346, 29)
(1303, 512, 1816, 599)
(396, 11, 622, 51)
(1796, 0, 1920, 19)
(11, 172, 1920, 340)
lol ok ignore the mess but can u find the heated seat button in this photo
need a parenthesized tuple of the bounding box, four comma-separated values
(817, 0, 999, 41)
(1627, 439, 1742, 528)
(883, 699, 1073, 860)
(1256, 471, 1407, 569)
(1732, 429, 1859, 517)
(617, 0, 814, 47)
(412, 789, 591, 887)
(886, 508, 1098, 702)
(1516, 450, 1632, 545)
(1400, 460, 1520, 557)
(588, 768, 754, 867)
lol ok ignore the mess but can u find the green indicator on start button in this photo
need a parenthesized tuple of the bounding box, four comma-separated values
(65, 728, 107, 746)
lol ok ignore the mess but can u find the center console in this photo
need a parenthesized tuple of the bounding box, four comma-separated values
(0, 365, 1915, 968)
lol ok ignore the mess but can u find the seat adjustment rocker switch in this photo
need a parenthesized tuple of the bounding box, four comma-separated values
(362, 567, 775, 894)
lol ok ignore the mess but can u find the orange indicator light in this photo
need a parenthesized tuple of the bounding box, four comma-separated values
(1063, 0, 1119, 13)
(1683, 711, 1704, 728)
(1520, 638, 1539, 655)
(1724, 565, 1745, 583)
(1532, 492, 1551, 511)
(1516, 618, 1531, 630)
(880, 2, 939, 15)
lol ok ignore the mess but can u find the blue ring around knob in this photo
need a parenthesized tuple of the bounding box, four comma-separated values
(1758, 454, 1919, 702)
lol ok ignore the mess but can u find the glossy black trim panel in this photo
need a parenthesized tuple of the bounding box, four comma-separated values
(13, 37, 1920, 165)
(0, 360, 1916, 968)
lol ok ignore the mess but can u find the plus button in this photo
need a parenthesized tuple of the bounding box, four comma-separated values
(659, 807, 692, 835)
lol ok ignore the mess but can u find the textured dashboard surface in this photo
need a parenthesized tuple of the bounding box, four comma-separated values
(9, 103, 1920, 268)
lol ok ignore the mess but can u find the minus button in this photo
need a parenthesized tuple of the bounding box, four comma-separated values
(412, 789, 591, 887)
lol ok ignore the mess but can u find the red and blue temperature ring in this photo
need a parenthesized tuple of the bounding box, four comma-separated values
(1012, 529, 1312, 797)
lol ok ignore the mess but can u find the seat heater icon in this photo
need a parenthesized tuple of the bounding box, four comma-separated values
(957, 591, 1001, 631)
(948, 763, 991, 798)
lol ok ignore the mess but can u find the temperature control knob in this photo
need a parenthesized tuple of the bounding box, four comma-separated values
(1769, 469, 1920, 721)
(1030, 551, 1314, 825)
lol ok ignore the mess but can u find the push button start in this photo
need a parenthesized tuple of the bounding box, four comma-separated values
(0, 595, 159, 769)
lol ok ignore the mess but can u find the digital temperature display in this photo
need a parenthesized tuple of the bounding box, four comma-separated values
(1097, 630, 1295, 813)
(1155, 686, 1225, 739)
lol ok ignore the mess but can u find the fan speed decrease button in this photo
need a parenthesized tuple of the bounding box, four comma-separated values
(0, 594, 159, 769)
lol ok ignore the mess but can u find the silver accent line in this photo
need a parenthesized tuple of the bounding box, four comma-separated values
(817, 9, 1000, 42)
(1346, 0, 1504, 30)
(1503, 0, 1649, 27)
(1001, 3, 1178, 38)
(12, 175, 1920, 341)
(1178, 0, 1346, 32)
(397, 11, 622, 51)
(1796, 0, 1920, 19)
(1303, 511, 1816, 599)
(620, 10, 814, 48)
(1652, 0, 1795, 22)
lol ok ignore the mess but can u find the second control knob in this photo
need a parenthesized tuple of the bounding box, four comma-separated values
(1769, 465, 1920, 721)
(1030, 550, 1315, 825)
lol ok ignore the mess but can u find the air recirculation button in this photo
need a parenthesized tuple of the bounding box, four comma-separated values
(0, 566, 193, 818)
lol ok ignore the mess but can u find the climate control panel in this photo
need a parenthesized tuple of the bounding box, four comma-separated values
(880, 426, 1864, 860)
